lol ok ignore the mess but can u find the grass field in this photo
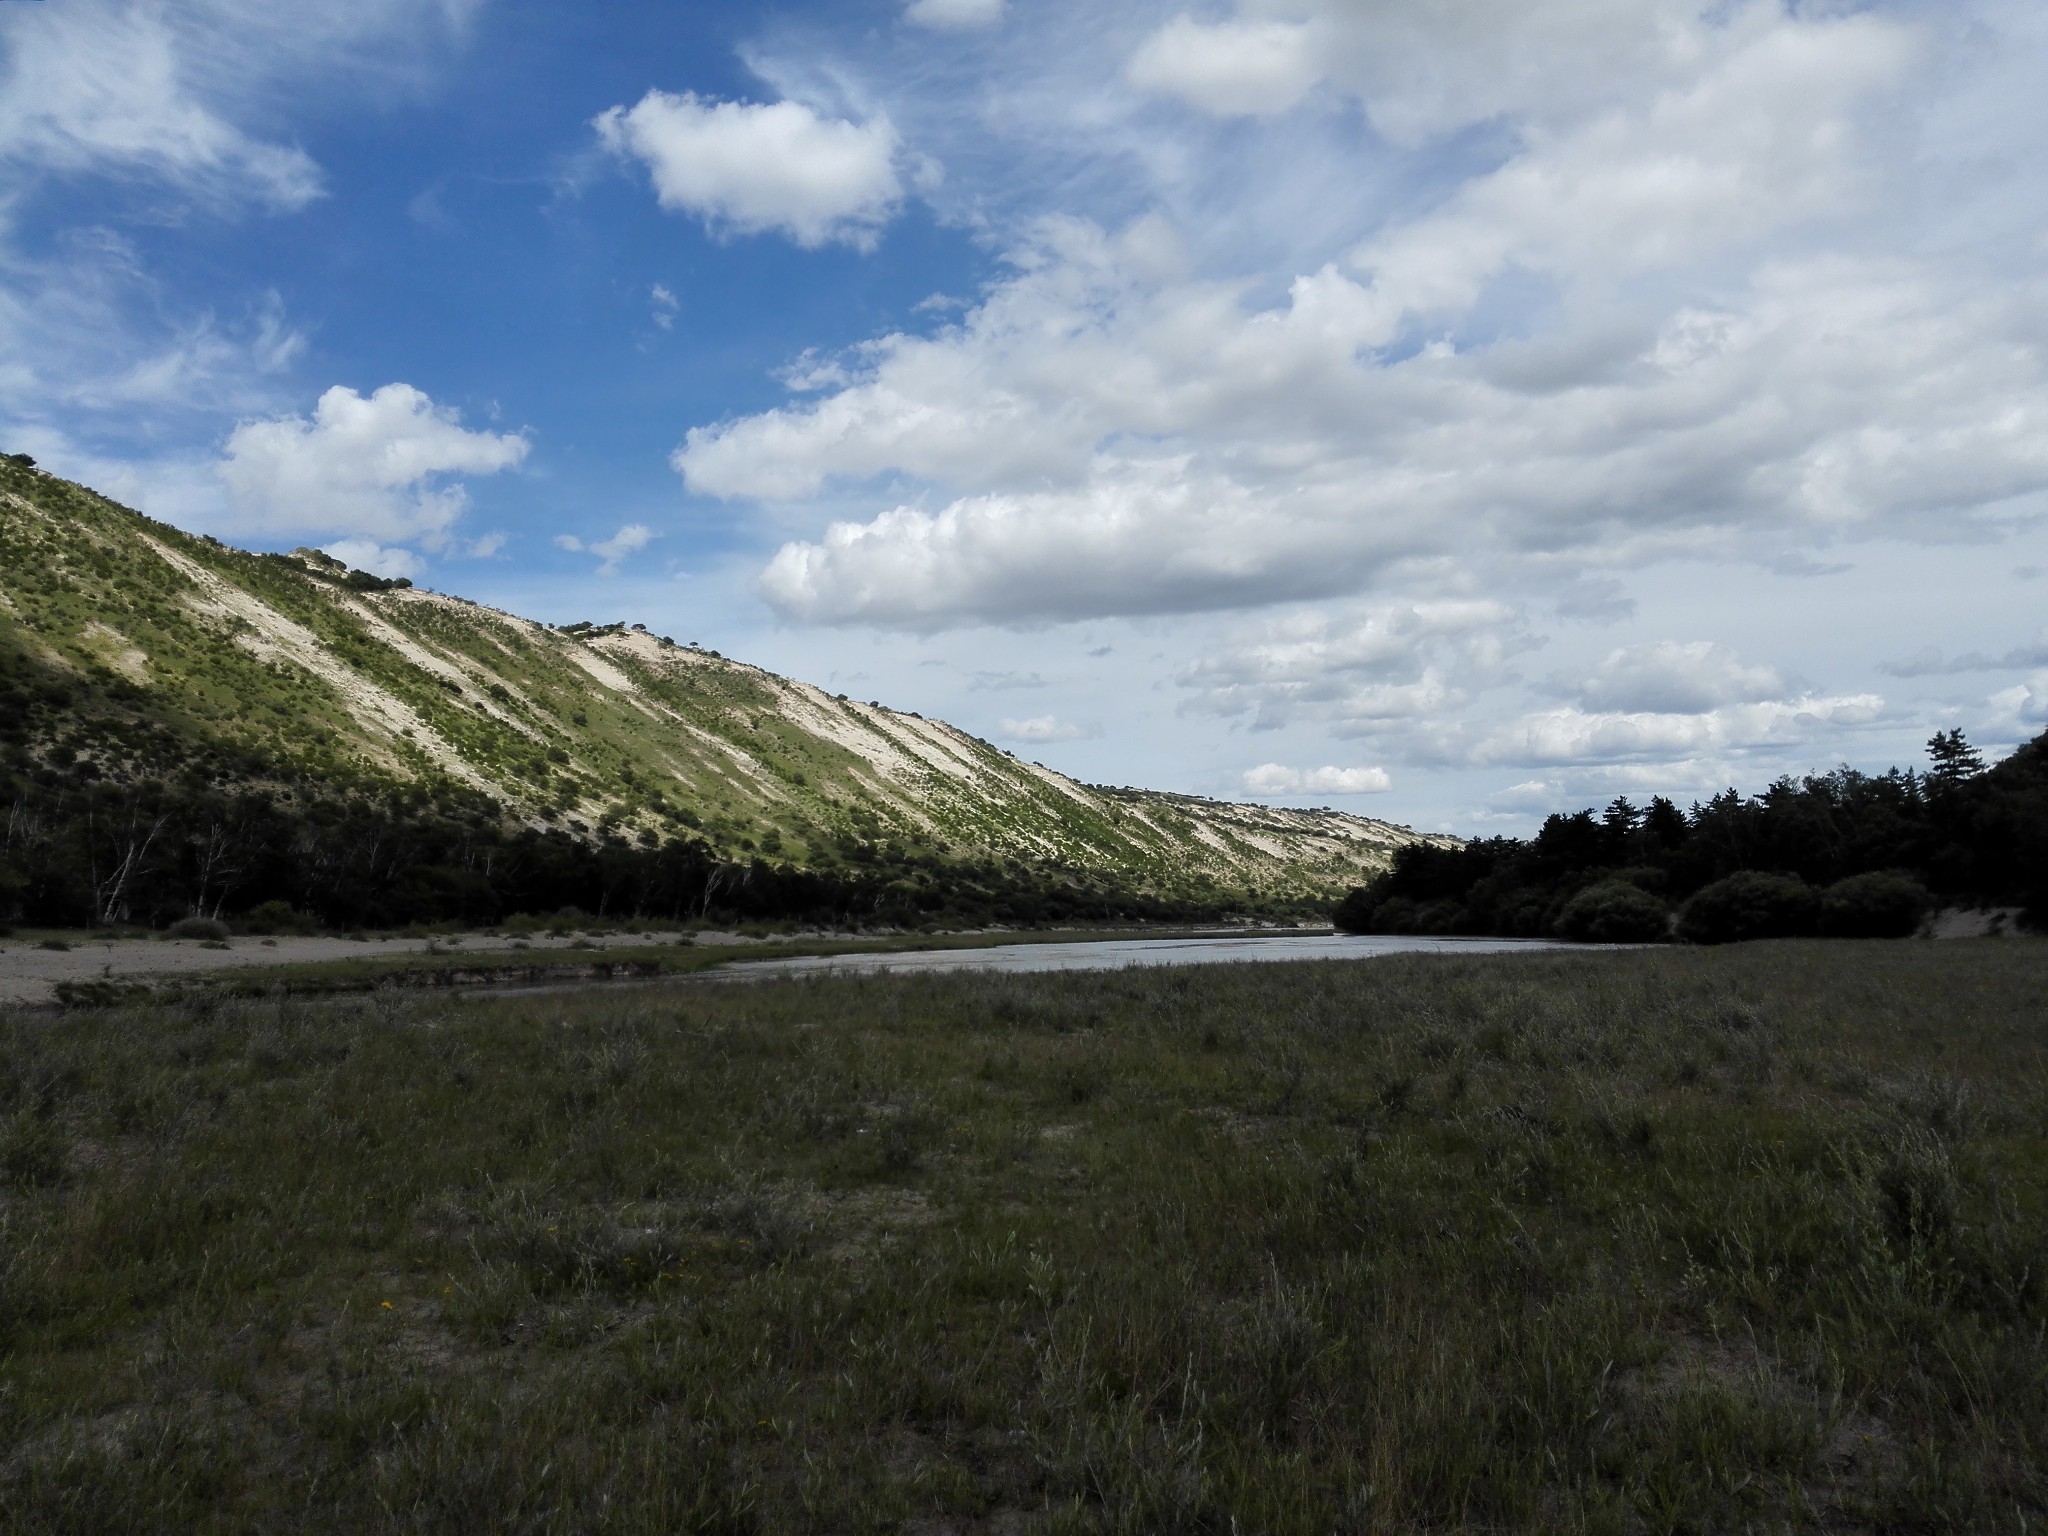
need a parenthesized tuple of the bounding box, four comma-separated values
(1, 941, 2044, 1532)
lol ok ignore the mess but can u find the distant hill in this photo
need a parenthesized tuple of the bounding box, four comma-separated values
(0, 460, 1445, 927)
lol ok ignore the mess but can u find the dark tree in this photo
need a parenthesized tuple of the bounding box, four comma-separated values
(1926, 728, 1984, 788)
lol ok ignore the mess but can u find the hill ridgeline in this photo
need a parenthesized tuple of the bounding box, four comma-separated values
(0, 459, 1443, 928)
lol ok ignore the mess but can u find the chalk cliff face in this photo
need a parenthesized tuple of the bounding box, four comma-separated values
(0, 460, 1444, 905)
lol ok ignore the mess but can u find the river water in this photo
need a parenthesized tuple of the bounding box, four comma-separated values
(721, 931, 1575, 981)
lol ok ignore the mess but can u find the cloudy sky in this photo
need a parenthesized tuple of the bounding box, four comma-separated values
(5, 0, 2047, 833)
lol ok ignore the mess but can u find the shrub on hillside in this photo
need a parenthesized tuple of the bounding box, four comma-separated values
(1677, 872, 1818, 945)
(168, 915, 230, 941)
(1556, 880, 1669, 943)
(1819, 871, 1930, 939)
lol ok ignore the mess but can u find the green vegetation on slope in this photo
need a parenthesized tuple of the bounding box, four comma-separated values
(0, 461, 1436, 927)
(2, 943, 2044, 1531)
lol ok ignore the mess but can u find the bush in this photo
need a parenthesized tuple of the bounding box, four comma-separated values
(1556, 880, 1669, 943)
(1819, 871, 1930, 938)
(1332, 888, 1377, 935)
(1676, 872, 1818, 945)
(242, 900, 316, 936)
(168, 916, 231, 941)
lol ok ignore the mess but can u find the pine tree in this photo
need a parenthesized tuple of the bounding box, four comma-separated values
(1926, 728, 1984, 788)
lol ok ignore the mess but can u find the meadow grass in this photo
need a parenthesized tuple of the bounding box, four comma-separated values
(0, 940, 2043, 1533)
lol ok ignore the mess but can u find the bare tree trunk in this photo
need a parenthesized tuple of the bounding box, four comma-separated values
(192, 819, 248, 920)
(698, 863, 731, 920)
(92, 807, 167, 927)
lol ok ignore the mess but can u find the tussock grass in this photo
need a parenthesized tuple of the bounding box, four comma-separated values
(0, 941, 2043, 1532)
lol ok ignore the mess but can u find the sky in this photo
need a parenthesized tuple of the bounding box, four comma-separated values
(4, 0, 2048, 835)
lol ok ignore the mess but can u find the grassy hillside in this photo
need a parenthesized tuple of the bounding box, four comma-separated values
(0, 460, 1437, 920)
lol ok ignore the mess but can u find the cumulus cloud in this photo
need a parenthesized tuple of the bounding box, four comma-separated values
(1989, 674, 2048, 730)
(904, 0, 1004, 31)
(759, 461, 1377, 626)
(1473, 693, 1887, 769)
(999, 714, 1099, 744)
(1179, 602, 1534, 735)
(1127, 16, 1321, 118)
(595, 90, 904, 249)
(218, 383, 528, 542)
(1241, 763, 1391, 796)
(708, 244, 2048, 631)
(556, 523, 656, 577)
(681, 0, 2048, 664)
(1558, 642, 1790, 715)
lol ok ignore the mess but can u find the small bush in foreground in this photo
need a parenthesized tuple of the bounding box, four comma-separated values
(1677, 870, 1818, 944)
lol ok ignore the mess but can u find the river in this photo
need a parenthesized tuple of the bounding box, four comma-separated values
(720, 931, 1575, 980)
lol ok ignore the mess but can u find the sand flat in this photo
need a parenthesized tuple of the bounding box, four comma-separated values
(0, 930, 703, 1006)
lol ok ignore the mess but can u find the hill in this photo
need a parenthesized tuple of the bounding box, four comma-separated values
(0, 459, 1442, 928)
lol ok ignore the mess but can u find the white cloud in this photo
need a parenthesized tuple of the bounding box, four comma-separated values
(1127, 16, 1321, 118)
(0, 2, 319, 209)
(650, 283, 679, 331)
(557, 523, 656, 577)
(1473, 693, 1887, 769)
(704, 227, 2048, 637)
(904, 0, 1004, 31)
(998, 714, 1099, 743)
(1241, 762, 1391, 796)
(218, 383, 529, 542)
(322, 539, 423, 580)
(1880, 635, 2048, 678)
(0, 0, 476, 209)
(1179, 601, 1531, 735)
(1989, 674, 2048, 729)
(682, 2, 2048, 649)
(1559, 641, 1790, 715)
(970, 670, 1046, 690)
(467, 531, 506, 559)
(0, 0, 480, 527)
(595, 90, 904, 249)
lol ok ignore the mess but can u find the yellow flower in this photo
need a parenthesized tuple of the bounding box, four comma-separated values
(380, 1301, 393, 1310)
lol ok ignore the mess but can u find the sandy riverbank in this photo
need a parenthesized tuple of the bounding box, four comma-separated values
(0, 929, 779, 1006)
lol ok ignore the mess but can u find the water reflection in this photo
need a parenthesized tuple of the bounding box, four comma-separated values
(724, 932, 1576, 980)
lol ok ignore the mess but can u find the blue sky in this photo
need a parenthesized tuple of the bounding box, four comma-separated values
(6, 0, 2048, 833)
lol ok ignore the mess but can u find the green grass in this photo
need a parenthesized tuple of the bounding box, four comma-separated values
(2, 940, 2044, 1532)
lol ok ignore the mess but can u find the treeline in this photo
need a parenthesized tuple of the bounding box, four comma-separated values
(0, 772, 1216, 931)
(0, 634, 1239, 933)
(1336, 728, 2048, 943)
